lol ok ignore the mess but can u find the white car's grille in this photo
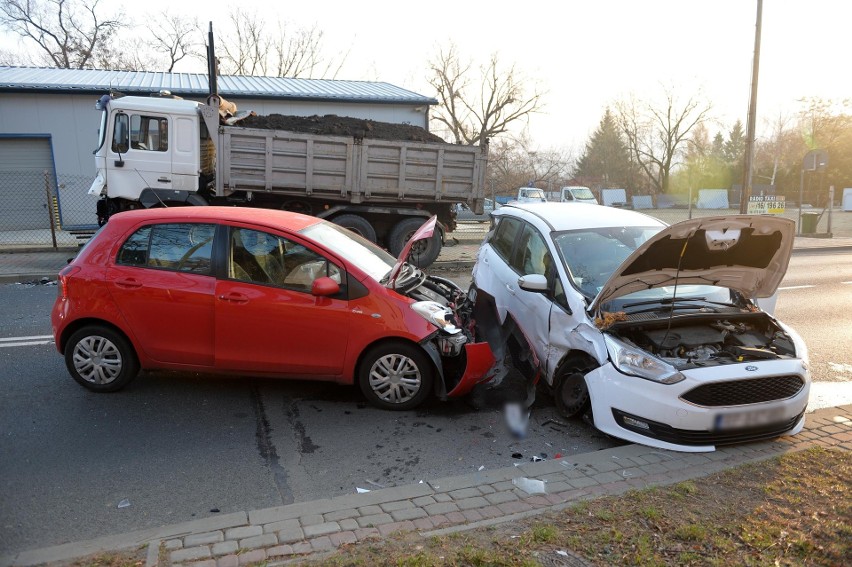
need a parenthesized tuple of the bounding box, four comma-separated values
(681, 375, 805, 407)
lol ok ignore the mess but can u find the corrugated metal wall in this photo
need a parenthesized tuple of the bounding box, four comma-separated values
(0, 137, 55, 230)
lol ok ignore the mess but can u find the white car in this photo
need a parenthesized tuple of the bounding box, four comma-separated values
(471, 202, 810, 452)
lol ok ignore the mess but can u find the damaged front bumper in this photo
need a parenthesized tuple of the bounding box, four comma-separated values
(585, 361, 810, 452)
(422, 337, 496, 400)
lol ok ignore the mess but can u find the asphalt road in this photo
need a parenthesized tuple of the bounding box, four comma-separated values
(0, 285, 613, 555)
(1, 250, 850, 555)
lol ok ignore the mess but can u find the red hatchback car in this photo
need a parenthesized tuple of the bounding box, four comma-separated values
(52, 207, 495, 410)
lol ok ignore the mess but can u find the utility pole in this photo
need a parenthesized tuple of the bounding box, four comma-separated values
(740, 0, 762, 213)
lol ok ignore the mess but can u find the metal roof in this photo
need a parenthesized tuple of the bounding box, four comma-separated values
(0, 66, 437, 105)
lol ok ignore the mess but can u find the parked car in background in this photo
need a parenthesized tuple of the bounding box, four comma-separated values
(513, 187, 548, 203)
(559, 186, 598, 204)
(470, 202, 810, 452)
(455, 198, 496, 223)
(52, 207, 494, 410)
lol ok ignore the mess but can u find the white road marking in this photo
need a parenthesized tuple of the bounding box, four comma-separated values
(0, 335, 53, 348)
(778, 285, 816, 291)
(807, 381, 852, 412)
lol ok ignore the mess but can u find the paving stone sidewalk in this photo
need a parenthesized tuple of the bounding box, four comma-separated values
(3, 403, 849, 567)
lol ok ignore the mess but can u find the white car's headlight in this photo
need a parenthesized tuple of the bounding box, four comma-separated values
(604, 334, 685, 384)
(411, 301, 461, 334)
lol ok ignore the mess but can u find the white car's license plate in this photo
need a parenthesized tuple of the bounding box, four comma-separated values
(714, 406, 788, 431)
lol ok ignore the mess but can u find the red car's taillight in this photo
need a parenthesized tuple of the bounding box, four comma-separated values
(57, 265, 81, 298)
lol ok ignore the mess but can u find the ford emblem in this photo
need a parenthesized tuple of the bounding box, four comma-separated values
(745, 365, 758, 372)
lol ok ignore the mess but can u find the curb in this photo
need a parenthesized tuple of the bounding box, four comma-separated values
(3, 404, 849, 567)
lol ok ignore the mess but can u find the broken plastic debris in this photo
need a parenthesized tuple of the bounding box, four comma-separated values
(530, 455, 544, 462)
(512, 452, 523, 460)
(556, 550, 569, 557)
(504, 402, 530, 439)
(554, 452, 563, 459)
(512, 477, 546, 494)
(117, 499, 130, 508)
(356, 487, 370, 493)
(364, 479, 386, 489)
(478, 465, 485, 471)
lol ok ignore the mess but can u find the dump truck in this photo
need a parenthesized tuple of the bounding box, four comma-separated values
(88, 25, 487, 267)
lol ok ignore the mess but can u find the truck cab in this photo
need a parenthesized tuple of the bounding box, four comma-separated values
(90, 94, 215, 221)
(515, 187, 547, 203)
(560, 186, 598, 204)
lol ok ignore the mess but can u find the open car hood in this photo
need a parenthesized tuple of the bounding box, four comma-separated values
(589, 215, 795, 312)
(387, 215, 437, 286)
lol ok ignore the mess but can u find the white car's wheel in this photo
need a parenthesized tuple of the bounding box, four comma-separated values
(554, 365, 592, 418)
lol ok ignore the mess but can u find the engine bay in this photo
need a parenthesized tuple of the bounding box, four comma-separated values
(610, 313, 797, 369)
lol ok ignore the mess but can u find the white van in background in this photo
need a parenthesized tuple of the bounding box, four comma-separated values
(559, 186, 598, 204)
(514, 187, 548, 203)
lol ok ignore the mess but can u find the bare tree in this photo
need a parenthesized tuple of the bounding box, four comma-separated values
(217, 10, 346, 79)
(0, 46, 23, 65)
(616, 87, 711, 197)
(217, 9, 269, 75)
(145, 12, 200, 72)
(486, 132, 573, 197)
(0, 0, 124, 68)
(272, 22, 348, 79)
(428, 43, 543, 146)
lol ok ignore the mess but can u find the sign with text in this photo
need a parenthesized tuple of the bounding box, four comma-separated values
(747, 195, 786, 215)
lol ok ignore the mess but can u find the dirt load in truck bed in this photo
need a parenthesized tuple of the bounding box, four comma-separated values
(235, 114, 448, 144)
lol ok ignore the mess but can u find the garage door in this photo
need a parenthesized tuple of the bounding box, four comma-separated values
(0, 136, 56, 231)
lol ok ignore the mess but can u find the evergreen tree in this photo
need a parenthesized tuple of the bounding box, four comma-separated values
(724, 120, 746, 185)
(574, 108, 635, 189)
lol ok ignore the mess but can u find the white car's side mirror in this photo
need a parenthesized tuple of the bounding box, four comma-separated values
(518, 274, 548, 292)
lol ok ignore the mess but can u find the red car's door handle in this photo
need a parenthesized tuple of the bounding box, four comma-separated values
(114, 278, 142, 289)
(218, 292, 248, 304)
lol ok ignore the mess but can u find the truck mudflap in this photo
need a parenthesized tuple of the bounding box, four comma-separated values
(422, 340, 496, 401)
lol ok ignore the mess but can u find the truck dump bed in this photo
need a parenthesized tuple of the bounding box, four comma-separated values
(216, 127, 486, 206)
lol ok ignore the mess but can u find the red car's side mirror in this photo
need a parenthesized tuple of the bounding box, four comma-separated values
(311, 276, 340, 297)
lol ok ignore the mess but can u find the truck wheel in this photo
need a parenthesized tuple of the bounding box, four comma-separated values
(388, 218, 442, 268)
(333, 214, 377, 242)
(359, 342, 433, 410)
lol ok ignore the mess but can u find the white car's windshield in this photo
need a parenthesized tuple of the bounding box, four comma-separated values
(553, 225, 733, 307)
(553, 226, 661, 297)
(300, 222, 395, 281)
(570, 188, 595, 200)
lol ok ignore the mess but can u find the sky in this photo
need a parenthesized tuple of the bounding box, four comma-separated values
(3, 0, 851, 153)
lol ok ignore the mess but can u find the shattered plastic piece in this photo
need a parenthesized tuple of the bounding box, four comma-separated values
(512, 452, 523, 459)
(530, 456, 544, 462)
(554, 452, 563, 459)
(557, 550, 569, 557)
(365, 479, 386, 489)
(512, 477, 546, 494)
(478, 465, 485, 471)
(117, 499, 130, 508)
(210, 508, 220, 513)
(504, 402, 530, 439)
(356, 487, 370, 493)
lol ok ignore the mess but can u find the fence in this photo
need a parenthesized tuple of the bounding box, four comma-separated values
(0, 170, 99, 249)
(0, 173, 849, 251)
